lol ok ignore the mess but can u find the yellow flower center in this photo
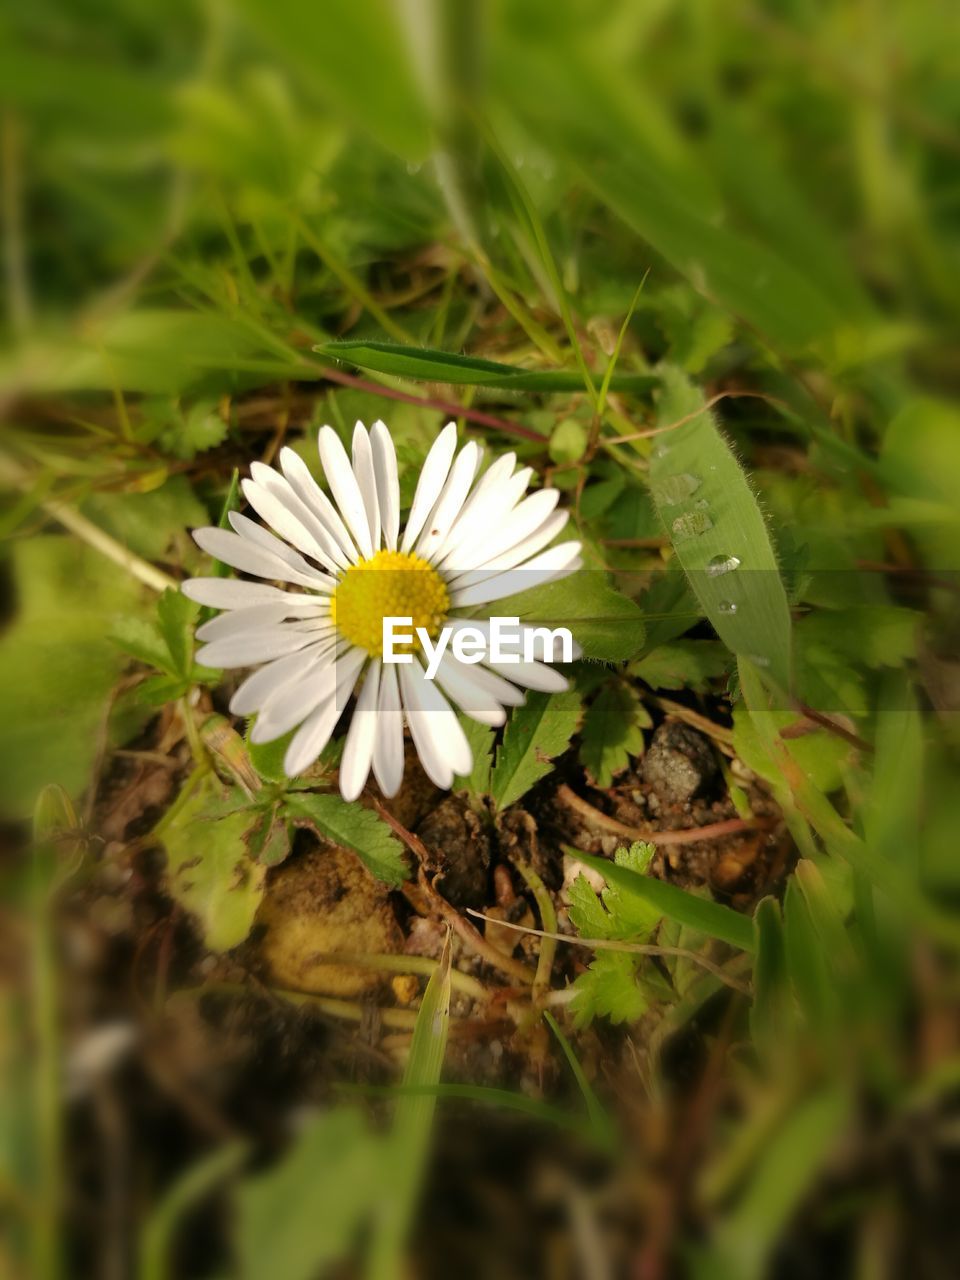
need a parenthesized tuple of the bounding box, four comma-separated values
(329, 549, 450, 657)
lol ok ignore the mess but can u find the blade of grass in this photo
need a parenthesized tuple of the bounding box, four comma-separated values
(366, 932, 452, 1280)
(565, 845, 755, 953)
(315, 339, 655, 393)
(650, 367, 792, 689)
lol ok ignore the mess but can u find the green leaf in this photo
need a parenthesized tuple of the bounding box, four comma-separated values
(368, 938, 452, 1278)
(630, 640, 729, 692)
(157, 775, 266, 952)
(84, 477, 207, 561)
(316, 340, 656, 395)
(245, 727, 296, 785)
(750, 897, 793, 1056)
(490, 689, 582, 809)
(489, 570, 645, 661)
(237, 0, 431, 159)
(568, 843, 661, 941)
(579, 682, 651, 787)
(650, 367, 792, 689)
(567, 846, 755, 952)
(570, 950, 648, 1029)
(157, 589, 197, 679)
(111, 616, 175, 675)
(549, 418, 588, 464)
(696, 1089, 848, 1280)
(732, 705, 852, 797)
(453, 716, 495, 798)
(283, 792, 408, 886)
(0, 537, 143, 817)
(235, 1108, 383, 1280)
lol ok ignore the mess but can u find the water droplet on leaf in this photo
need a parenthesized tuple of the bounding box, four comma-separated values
(706, 554, 741, 578)
(671, 511, 713, 539)
(717, 599, 738, 615)
(654, 472, 702, 506)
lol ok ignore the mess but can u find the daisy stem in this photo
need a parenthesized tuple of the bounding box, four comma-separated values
(178, 698, 208, 769)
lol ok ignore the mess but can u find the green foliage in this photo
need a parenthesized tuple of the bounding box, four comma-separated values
(630, 640, 729, 692)
(578, 680, 651, 787)
(0, 538, 143, 817)
(157, 774, 267, 952)
(317, 340, 656, 394)
(453, 715, 495, 799)
(112, 588, 216, 706)
(490, 689, 582, 809)
(491, 570, 645, 661)
(568, 846, 756, 952)
(283, 792, 408, 886)
(650, 368, 793, 690)
(569, 843, 661, 1028)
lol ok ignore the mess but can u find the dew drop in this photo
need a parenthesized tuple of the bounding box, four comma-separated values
(717, 599, 738, 615)
(671, 510, 713, 539)
(706, 554, 741, 578)
(748, 653, 771, 668)
(652, 444, 670, 460)
(655, 472, 702, 506)
(694, 498, 710, 510)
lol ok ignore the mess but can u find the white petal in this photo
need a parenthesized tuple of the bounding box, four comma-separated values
(230, 644, 334, 716)
(182, 578, 306, 610)
(370, 420, 400, 552)
(481, 658, 569, 692)
(351, 423, 381, 553)
(253, 645, 364, 742)
(431, 653, 507, 726)
(437, 464, 534, 568)
(372, 662, 404, 797)
(399, 422, 457, 552)
(196, 624, 330, 669)
(249, 464, 350, 573)
(226, 512, 336, 592)
(278, 447, 357, 567)
(434, 651, 526, 706)
(195, 603, 322, 642)
(450, 489, 560, 575)
(449, 543, 582, 608)
(398, 659, 472, 787)
(193, 527, 328, 591)
(447, 510, 569, 587)
(318, 426, 375, 559)
(240, 479, 339, 574)
(415, 441, 481, 563)
(338, 660, 381, 801)
(283, 649, 366, 776)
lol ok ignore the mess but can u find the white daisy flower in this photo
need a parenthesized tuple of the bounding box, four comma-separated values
(183, 421, 582, 800)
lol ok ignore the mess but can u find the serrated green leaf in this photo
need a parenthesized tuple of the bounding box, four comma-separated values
(650, 367, 792, 690)
(630, 640, 729, 692)
(111, 616, 175, 675)
(453, 715, 495, 798)
(158, 775, 266, 952)
(568, 846, 755, 952)
(316, 340, 656, 395)
(570, 950, 648, 1029)
(283, 792, 408, 886)
(157, 588, 197, 678)
(491, 688, 582, 810)
(579, 682, 650, 787)
(489, 570, 645, 661)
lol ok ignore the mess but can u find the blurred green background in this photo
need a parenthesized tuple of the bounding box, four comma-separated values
(2, 1, 960, 1278)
